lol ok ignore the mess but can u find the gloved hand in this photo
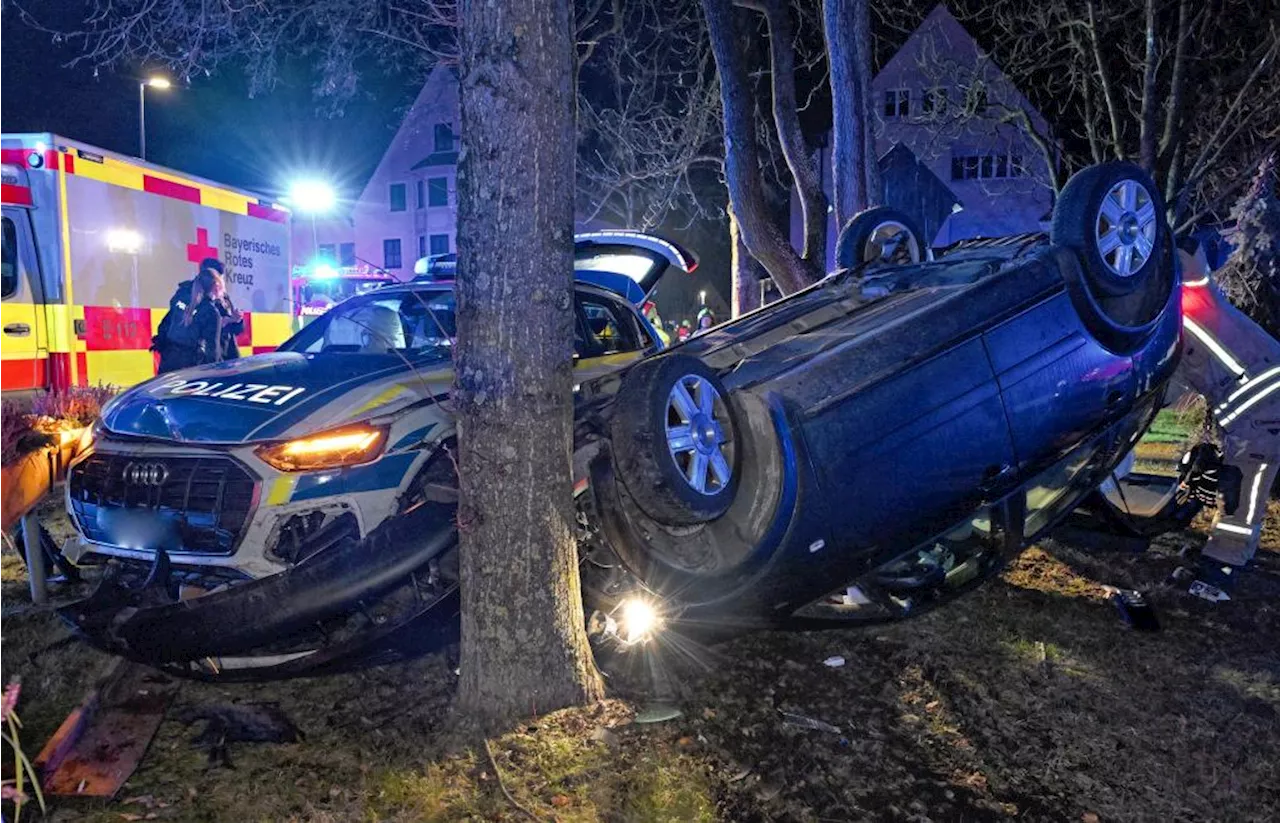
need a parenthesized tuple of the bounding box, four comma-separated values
(1186, 464, 1220, 506)
(1179, 443, 1224, 506)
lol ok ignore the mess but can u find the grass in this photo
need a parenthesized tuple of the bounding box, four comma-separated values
(2, 496, 1278, 821)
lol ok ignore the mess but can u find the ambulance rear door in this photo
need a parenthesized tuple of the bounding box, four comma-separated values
(2, 167, 50, 395)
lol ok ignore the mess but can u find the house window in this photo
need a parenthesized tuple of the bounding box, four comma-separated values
(384, 238, 403, 269)
(428, 177, 449, 207)
(883, 89, 909, 118)
(923, 87, 948, 115)
(434, 123, 455, 152)
(429, 234, 450, 256)
(950, 150, 1027, 181)
(416, 180, 425, 209)
(389, 183, 407, 212)
(418, 234, 427, 259)
(339, 242, 356, 267)
(317, 243, 336, 261)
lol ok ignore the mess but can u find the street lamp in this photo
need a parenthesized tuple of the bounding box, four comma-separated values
(288, 180, 338, 258)
(138, 76, 172, 161)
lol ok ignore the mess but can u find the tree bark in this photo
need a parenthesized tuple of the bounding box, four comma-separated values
(1137, 0, 1159, 173)
(730, 208, 765, 317)
(1159, 0, 1192, 162)
(455, 0, 604, 728)
(1085, 0, 1125, 160)
(702, 0, 819, 294)
(748, 0, 828, 268)
(823, 0, 868, 229)
(852, 0, 880, 206)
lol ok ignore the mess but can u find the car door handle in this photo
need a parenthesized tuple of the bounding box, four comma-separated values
(3, 323, 31, 337)
(979, 463, 1016, 494)
(1105, 389, 1127, 409)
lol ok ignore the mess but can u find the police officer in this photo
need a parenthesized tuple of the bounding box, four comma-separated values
(1175, 238, 1280, 601)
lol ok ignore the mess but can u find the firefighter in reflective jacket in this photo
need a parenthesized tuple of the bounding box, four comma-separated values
(1176, 239, 1280, 601)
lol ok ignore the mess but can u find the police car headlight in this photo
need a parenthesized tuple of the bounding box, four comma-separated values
(256, 423, 389, 472)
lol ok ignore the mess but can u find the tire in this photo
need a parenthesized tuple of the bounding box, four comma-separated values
(1052, 162, 1169, 299)
(611, 354, 739, 526)
(835, 207, 927, 271)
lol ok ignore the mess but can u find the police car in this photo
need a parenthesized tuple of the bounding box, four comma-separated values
(63, 232, 693, 589)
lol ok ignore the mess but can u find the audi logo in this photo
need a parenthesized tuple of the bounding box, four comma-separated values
(123, 461, 170, 487)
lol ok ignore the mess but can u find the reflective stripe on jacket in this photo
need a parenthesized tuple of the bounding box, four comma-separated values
(1181, 276, 1280, 430)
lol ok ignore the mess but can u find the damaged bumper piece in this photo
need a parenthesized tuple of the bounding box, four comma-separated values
(62, 498, 461, 680)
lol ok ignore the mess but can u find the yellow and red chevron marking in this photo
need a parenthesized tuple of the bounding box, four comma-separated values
(1, 303, 293, 392)
(65, 152, 290, 223)
(0, 147, 290, 223)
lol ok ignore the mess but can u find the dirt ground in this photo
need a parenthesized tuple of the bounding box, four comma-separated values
(2, 496, 1278, 822)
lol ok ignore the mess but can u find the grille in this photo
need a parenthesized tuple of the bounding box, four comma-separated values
(69, 453, 258, 555)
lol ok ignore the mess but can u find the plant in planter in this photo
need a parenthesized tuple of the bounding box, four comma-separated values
(2, 385, 116, 531)
(29, 383, 117, 430)
(0, 403, 55, 468)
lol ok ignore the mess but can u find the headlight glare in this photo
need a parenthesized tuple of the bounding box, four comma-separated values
(256, 423, 388, 472)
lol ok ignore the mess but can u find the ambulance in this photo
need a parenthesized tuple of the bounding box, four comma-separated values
(1, 134, 294, 396)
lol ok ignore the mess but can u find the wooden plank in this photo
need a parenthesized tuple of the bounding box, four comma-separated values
(35, 660, 180, 798)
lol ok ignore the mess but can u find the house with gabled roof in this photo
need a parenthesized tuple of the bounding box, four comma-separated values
(793, 3, 1057, 265)
(292, 65, 461, 276)
(349, 64, 460, 274)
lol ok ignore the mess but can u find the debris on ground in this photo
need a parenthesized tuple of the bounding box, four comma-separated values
(172, 702, 302, 768)
(34, 659, 180, 798)
(777, 709, 842, 735)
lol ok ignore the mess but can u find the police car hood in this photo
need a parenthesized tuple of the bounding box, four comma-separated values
(101, 351, 452, 444)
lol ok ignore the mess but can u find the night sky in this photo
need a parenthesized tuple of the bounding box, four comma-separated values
(1, 6, 420, 204)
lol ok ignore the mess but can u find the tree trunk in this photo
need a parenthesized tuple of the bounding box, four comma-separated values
(455, 0, 604, 728)
(754, 0, 828, 268)
(1137, 0, 1159, 174)
(824, 0, 877, 226)
(702, 0, 819, 294)
(824, 0, 866, 229)
(730, 209, 764, 317)
(852, 0, 880, 207)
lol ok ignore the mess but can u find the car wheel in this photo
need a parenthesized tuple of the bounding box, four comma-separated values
(835, 207, 928, 271)
(1052, 162, 1168, 298)
(611, 354, 739, 526)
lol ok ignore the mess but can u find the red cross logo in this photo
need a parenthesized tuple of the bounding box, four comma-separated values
(186, 228, 219, 264)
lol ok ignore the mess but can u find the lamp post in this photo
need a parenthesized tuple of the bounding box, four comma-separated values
(138, 76, 172, 161)
(288, 180, 338, 259)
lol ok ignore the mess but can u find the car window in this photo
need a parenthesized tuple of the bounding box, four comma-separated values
(2, 217, 17, 299)
(577, 293, 642, 357)
(280, 289, 456, 355)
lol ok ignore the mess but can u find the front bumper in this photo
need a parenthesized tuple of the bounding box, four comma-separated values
(63, 433, 420, 580)
(61, 493, 460, 679)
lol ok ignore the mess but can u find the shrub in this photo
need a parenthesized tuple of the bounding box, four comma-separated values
(29, 383, 117, 428)
(0, 403, 53, 466)
(1217, 155, 1280, 338)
